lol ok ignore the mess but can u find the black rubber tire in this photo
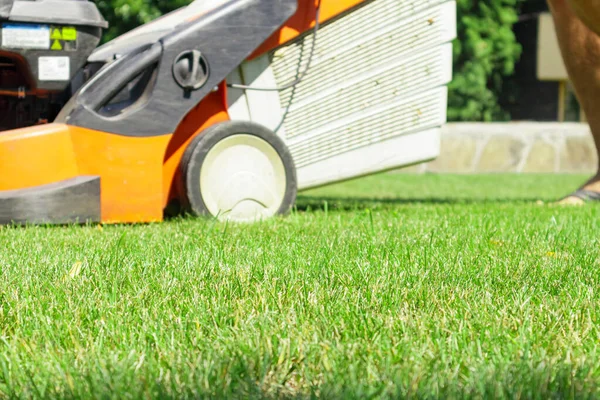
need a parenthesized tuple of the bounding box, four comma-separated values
(179, 120, 298, 219)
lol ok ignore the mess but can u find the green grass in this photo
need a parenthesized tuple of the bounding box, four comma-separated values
(2, 173, 600, 399)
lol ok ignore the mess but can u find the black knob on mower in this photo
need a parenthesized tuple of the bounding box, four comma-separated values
(172, 50, 210, 90)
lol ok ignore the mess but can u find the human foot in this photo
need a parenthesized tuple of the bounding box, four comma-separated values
(558, 175, 600, 205)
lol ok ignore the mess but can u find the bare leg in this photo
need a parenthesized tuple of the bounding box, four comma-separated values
(566, 0, 600, 36)
(548, 0, 600, 203)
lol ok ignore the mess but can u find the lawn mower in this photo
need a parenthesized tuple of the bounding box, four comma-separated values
(0, 0, 456, 225)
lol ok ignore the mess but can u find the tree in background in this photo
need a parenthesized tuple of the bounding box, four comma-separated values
(96, 0, 191, 42)
(449, 0, 523, 121)
(97, 0, 523, 122)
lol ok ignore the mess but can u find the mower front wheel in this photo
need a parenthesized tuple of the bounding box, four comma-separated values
(180, 121, 298, 222)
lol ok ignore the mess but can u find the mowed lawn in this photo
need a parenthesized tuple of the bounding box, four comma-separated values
(2, 174, 600, 399)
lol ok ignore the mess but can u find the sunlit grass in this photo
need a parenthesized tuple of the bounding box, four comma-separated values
(1, 173, 599, 398)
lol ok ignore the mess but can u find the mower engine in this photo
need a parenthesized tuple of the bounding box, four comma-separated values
(0, 0, 106, 131)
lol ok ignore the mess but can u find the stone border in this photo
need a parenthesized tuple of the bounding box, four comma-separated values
(404, 122, 598, 174)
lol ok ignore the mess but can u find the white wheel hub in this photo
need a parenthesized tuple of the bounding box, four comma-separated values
(200, 134, 287, 222)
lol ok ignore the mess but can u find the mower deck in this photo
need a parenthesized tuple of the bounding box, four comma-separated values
(0, 176, 100, 225)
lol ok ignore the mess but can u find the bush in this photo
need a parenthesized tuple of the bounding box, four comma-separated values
(96, 0, 192, 43)
(448, 0, 523, 121)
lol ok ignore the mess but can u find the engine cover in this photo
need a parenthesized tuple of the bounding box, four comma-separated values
(0, 0, 106, 130)
(0, 0, 106, 92)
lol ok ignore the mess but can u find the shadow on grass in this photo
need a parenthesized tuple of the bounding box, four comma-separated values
(0, 197, 547, 230)
(295, 195, 542, 212)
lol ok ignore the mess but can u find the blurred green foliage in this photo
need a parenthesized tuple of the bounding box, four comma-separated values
(449, 0, 523, 121)
(96, 0, 192, 43)
(97, 0, 524, 122)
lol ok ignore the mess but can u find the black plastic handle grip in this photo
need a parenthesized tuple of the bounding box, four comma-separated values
(79, 43, 162, 112)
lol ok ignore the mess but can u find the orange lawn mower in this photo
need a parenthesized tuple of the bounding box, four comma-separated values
(0, 0, 456, 225)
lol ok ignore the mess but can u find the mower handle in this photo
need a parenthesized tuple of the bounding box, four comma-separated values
(61, 0, 298, 137)
(78, 44, 162, 113)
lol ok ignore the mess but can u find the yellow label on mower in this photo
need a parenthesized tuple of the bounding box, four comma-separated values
(49, 26, 77, 51)
(50, 27, 62, 40)
(51, 39, 62, 50)
(61, 27, 77, 41)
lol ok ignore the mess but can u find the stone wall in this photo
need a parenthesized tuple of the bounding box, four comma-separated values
(405, 122, 598, 174)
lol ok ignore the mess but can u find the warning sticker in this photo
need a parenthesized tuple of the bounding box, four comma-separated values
(50, 27, 62, 40)
(39, 56, 70, 81)
(61, 27, 77, 41)
(2, 24, 50, 50)
(50, 26, 77, 51)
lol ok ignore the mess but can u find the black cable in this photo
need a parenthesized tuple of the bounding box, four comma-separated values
(235, 1, 322, 133)
(226, 1, 322, 133)
(227, 0, 322, 92)
(273, 66, 299, 133)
